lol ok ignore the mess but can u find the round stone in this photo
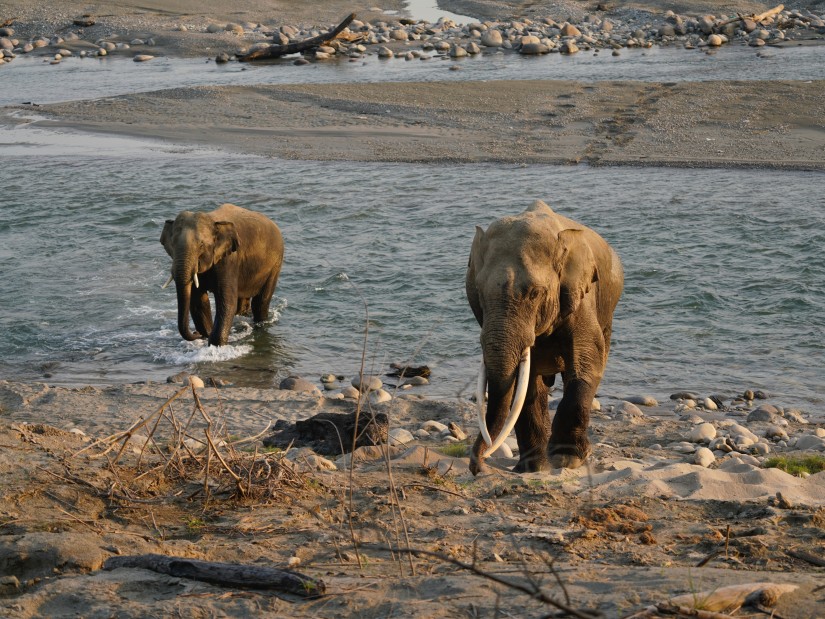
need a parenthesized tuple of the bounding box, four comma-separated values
(694, 447, 715, 467)
(352, 375, 382, 392)
(480, 30, 503, 47)
(185, 375, 205, 389)
(133, 54, 154, 62)
(279, 376, 320, 394)
(747, 404, 778, 422)
(625, 395, 658, 407)
(795, 435, 825, 451)
(421, 420, 448, 433)
(560, 23, 581, 37)
(388, 428, 414, 445)
(690, 423, 716, 443)
(560, 41, 579, 54)
(369, 389, 392, 404)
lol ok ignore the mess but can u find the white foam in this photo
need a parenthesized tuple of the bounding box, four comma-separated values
(155, 339, 252, 364)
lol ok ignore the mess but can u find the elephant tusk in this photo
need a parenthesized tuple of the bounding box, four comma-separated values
(193, 273, 199, 289)
(161, 273, 174, 289)
(482, 347, 531, 459)
(477, 358, 492, 447)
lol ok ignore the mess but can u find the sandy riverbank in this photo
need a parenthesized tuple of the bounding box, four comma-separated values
(1, 379, 824, 617)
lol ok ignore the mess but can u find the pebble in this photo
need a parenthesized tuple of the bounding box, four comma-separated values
(724, 422, 758, 443)
(491, 443, 513, 458)
(369, 388, 392, 404)
(694, 447, 715, 467)
(481, 30, 503, 47)
(351, 375, 382, 392)
(185, 375, 204, 389)
(794, 434, 825, 451)
(421, 420, 448, 433)
(614, 401, 644, 420)
(402, 376, 429, 386)
(279, 376, 320, 395)
(624, 395, 658, 407)
(133, 54, 154, 62)
(671, 391, 700, 400)
(765, 425, 789, 441)
(784, 409, 808, 424)
(747, 404, 779, 422)
(701, 397, 718, 410)
(388, 428, 414, 445)
(751, 442, 771, 456)
(340, 385, 360, 399)
(689, 423, 716, 443)
(671, 441, 697, 454)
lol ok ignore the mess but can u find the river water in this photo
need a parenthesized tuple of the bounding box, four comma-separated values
(1, 37, 824, 411)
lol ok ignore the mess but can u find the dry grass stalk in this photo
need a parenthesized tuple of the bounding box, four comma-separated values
(72, 383, 310, 510)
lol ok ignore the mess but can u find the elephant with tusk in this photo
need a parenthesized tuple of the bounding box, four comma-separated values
(466, 200, 623, 475)
(160, 203, 284, 346)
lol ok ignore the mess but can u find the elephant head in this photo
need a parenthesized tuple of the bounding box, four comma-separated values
(466, 200, 603, 468)
(160, 211, 239, 341)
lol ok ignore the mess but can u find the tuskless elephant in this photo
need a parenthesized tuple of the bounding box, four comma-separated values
(466, 200, 623, 475)
(160, 203, 284, 346)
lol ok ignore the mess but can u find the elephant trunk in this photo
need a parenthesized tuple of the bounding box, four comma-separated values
(173, 255, 199, 341)
(477, 318, 533, 457)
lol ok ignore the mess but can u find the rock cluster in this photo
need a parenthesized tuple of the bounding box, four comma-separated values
(660, 389, 821, 469)
(2, 6, 823, 69)
(0, 23, 156, 66)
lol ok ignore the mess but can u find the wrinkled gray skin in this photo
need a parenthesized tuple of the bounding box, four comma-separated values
(160, 204, 284, 346)
(466, 200, 623, 475)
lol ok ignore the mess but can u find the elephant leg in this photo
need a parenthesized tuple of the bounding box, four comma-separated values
(190, 290, 212, 339)
(210, 282, 238, 346)
(548, 377, 595, 469)
(513, 374, 552, 473)
(251, 272, 280, 324)
(237, 298, 251, 316)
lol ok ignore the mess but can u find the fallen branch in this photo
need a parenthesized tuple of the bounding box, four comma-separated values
(238, 13, 356, 62)
(623, 582, 798, 618)
(716, 4, 784, 28)
(786, 548, 825, 567)
(103, 554, 325, 597)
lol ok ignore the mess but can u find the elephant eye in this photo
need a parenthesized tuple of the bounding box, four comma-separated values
(528, 288, 542, 301)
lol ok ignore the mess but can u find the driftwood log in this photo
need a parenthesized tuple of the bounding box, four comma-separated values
(623, 582, 799, 618)
(103, 554, 325, 597)
(238, 13, 356, 61)
(716, 3, 784, 28)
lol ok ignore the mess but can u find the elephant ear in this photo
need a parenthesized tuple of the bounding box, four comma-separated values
(553, 229, 598, 319)
(465, 225, 486, 325)
(212, 221, 239, 264)
(160, 219, 175, 257)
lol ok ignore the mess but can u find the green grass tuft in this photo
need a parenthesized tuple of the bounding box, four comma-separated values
(439, 443, 468, 458)
(763, 454, 825, 476)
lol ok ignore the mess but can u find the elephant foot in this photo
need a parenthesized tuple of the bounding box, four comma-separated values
(513, 456, 551, 473)
(548, 441, 592, 470)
